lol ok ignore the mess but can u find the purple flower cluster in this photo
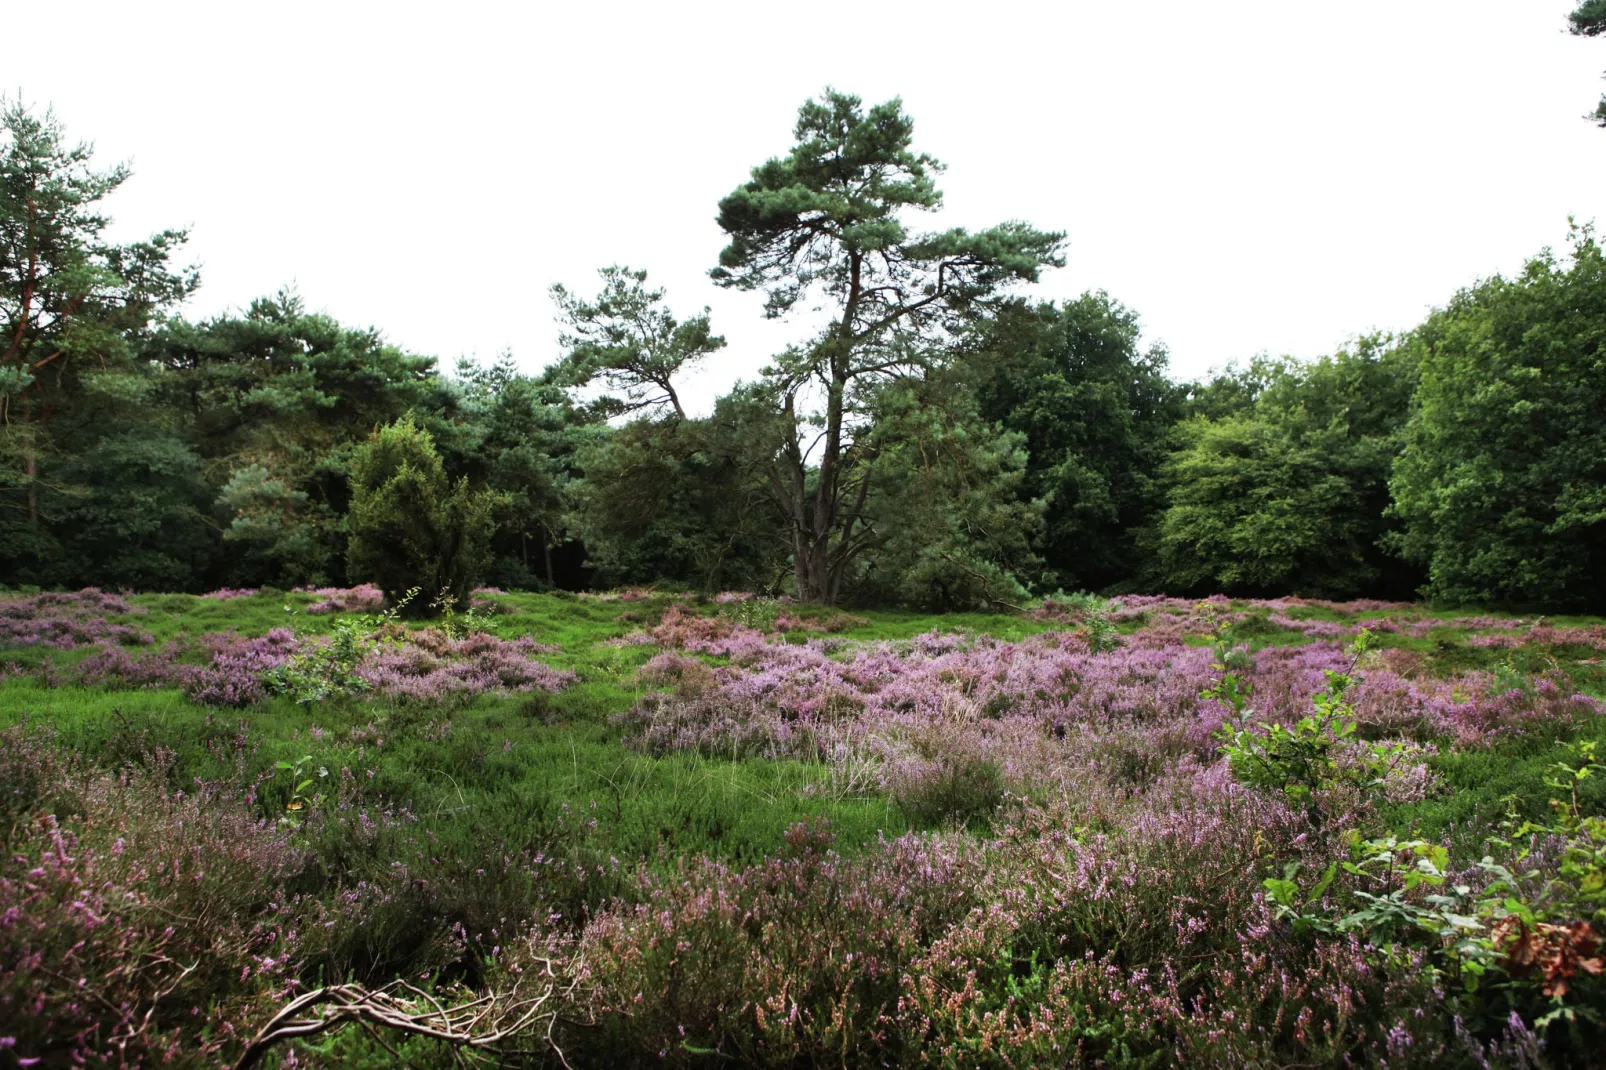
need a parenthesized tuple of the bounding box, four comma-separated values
(200, 586, 259, 600)
(619, 625, 1602, 811)
(0, 725, 306, 1065)
(355, 629, 574, 702)
(297, 583, 386, 614)
(39, 624, 573, 707)
(189, 628, 303, 706)
(519, 794, 1537, 1067)
(0, 588, 151, 650)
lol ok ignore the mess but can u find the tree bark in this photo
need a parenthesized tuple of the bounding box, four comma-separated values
(787, 253, 863, 604)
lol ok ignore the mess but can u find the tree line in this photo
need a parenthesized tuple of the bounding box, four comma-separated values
(2, 91, 1602, 612)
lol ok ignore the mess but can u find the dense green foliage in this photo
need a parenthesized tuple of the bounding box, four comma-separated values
(1388, 228, 1606, 611)
(1, 93, 1603, 612)
(1150, 340, 1421, 598)
(346, 417, 500, 612)
(965, 295, 1181, 592)
(0, 100, 198, 587)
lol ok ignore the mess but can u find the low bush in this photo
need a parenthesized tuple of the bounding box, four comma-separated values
(0, 724, 309, 1066)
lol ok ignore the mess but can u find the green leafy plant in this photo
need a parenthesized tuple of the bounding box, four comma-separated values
(262, 587, 419, 704)
(432, 587, 493, 640)
(1262, 859, 1340, 935)
(1082, 603, 1122, 654)
(274, 754, 328, 828)
(722, 596, 782, 632)
(1486, 741, 1606, 1024)
(1261, 741, 1604, 1036)
(1214, 630, 1397, 825)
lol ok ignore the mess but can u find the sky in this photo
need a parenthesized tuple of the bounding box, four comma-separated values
(10, 0, 1606, 413)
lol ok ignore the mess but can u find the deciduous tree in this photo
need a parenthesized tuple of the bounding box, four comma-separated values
(1388, 226, 1606, 610)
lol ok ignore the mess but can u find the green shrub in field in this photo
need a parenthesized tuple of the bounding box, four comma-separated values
(346, 418, 501, 615)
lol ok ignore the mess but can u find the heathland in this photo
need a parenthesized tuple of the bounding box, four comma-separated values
(2, 586, 1603, 1066)
(6, 23, 1606, 1066)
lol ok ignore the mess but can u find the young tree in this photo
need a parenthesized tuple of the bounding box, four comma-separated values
(1570, 0, 1606, 126)
(346, 417, 501, 614)
(710, 90, 1064, 603)
(549, 267, 723, 420)
(0, 99, 195, 571)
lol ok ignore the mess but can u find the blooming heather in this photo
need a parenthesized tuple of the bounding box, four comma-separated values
(200, 586, 260, 600)
(0, 588, 150, 649)
(618, 624, 1601, 812)
(31, 624, 573, 707)
(297, 583, 386, 614)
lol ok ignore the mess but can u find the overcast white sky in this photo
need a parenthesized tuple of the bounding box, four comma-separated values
(11, 1, 1606, 411)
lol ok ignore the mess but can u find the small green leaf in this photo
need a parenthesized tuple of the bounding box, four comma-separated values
(1308, 861, 1339, 903)
(1263, 878, 1299, 906)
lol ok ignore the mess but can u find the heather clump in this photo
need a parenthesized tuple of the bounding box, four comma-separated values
(614, 602, 757, 654)
(356, 631, 575, 702)
(259, 621, 572, 706)
(1249, 641, 1603, 747)
(618, 629, 1286, 808)
(613, 602, 864, 658)
(554, 823, 990, 1064)
(191, 627, 303, 706)
(0, 587, 151, 649)
(298, 582, 386, 615)
(74, 641, 200, 690)
(0, 724, 311, 1066)
(539, 791, 1533, 1067)
(201, 586, 260, 600)
(24, 614, 575, 707)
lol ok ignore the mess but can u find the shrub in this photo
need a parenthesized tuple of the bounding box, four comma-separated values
(346, 418, 501, 616)
(0, 725, 310, 1066)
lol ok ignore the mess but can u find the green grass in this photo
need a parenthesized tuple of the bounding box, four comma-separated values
(1, 590, 973, 878)
(1383, 721, 1606, 855)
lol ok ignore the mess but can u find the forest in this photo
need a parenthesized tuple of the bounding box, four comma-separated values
(2, 23, 1606, 1069)
(2, 88, 1603, 616)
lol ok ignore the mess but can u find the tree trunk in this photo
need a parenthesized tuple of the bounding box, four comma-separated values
(793, 532, 830, 604)
(786, 256, 861, 605)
